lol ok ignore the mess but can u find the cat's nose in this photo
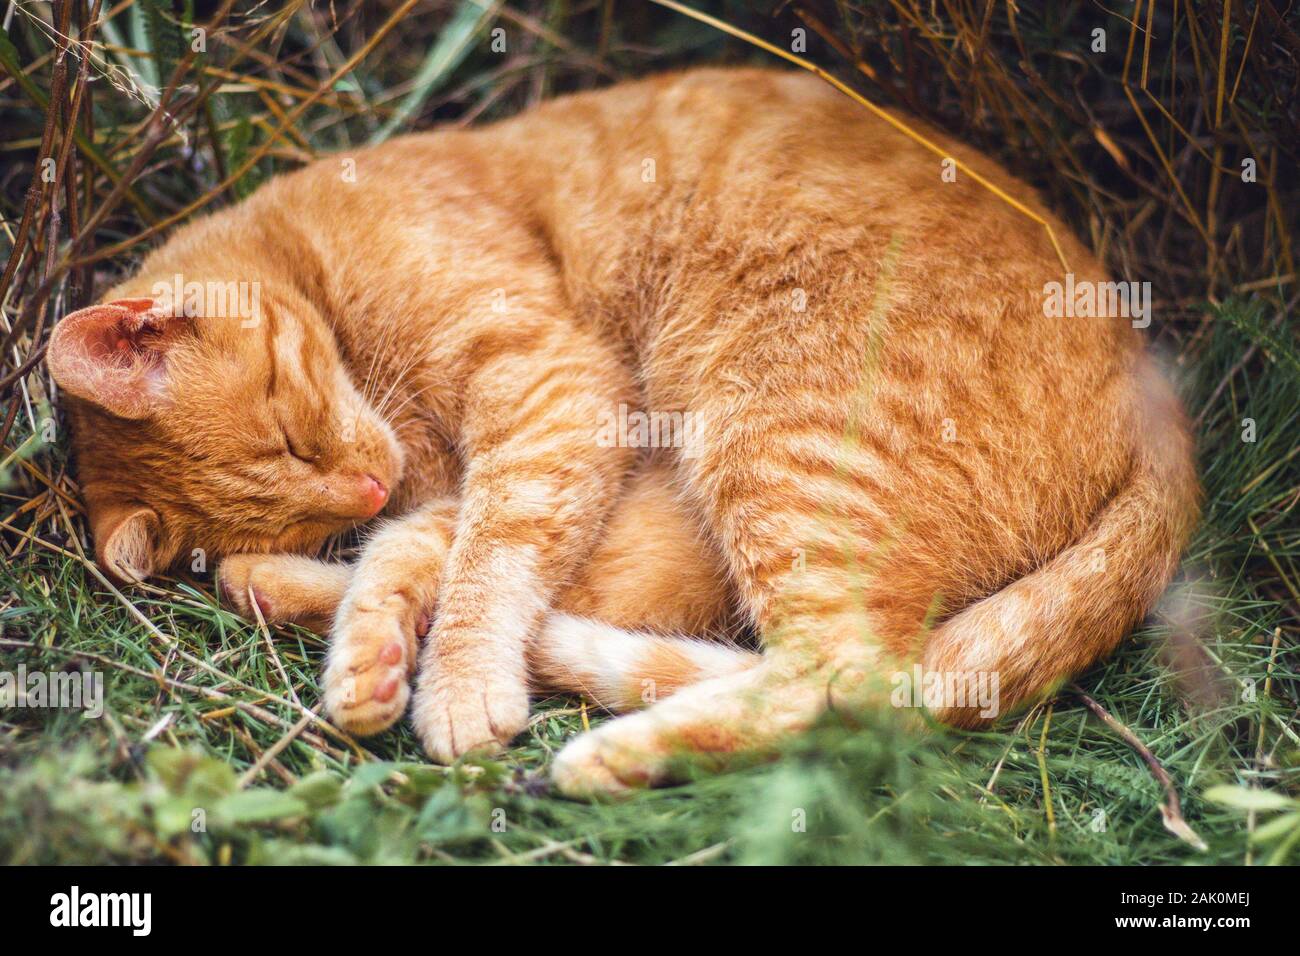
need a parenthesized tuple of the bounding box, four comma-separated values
(361, 474, 388, 516)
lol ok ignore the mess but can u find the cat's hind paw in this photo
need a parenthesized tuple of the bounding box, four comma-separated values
(550, 663, 822, 799)
(550, 729, 639, 799)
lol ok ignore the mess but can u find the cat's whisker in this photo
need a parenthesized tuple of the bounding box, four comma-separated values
(378, 381, 442, 427)
(360, 341, 387, 406)
(360, 313, 422, 407)
(362, 328, 409, 407)
(370, 339, 433, 420)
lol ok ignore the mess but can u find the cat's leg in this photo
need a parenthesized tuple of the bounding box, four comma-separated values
(403, 318, 635, 762)
(551, 386, 925, 796)
(219, 554, 351, 633)
(551, 562, 886, 797)
(323, 499, 458, 736)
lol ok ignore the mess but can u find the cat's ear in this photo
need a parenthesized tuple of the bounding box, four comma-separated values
(47, 298, 188, 420)
(91, 502, 161, 583)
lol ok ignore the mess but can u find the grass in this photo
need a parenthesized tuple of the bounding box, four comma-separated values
(1, 2, 1297, 865)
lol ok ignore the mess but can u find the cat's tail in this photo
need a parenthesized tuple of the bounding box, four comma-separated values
(921, 357, 1201, 726)
(528, 614, 761, 712)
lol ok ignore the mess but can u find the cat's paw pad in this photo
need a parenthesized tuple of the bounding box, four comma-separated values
(323, 611, 415, 736)
(410, 675, 530, 764)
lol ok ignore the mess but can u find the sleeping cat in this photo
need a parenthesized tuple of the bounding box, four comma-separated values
(47, 68, 1199, 795)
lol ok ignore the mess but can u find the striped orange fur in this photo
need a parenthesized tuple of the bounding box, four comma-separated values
(48, 68, 1198, 794)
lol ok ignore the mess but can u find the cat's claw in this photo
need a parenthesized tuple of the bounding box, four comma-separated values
(217, 555, 274, 621)
(410, 675, 530, 764)
(323, 609, 416, 737)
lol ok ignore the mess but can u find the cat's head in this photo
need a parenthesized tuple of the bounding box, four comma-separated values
(47, 286, 404, 582)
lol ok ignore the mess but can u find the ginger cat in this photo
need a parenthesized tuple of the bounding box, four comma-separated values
(47, 68, 1199, 795)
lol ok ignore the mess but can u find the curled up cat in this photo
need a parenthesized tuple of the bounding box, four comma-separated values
(46, 68, 1199, 796)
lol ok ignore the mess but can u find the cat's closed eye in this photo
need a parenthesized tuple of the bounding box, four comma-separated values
(283, 432, 317, 463)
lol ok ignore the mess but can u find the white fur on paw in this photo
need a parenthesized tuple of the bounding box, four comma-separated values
(323, 611, 412, 736)
(551, 731, 635, 799)
(410, 675, 529, 764)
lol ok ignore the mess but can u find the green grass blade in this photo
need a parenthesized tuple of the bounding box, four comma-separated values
(368, 0, 502, 145)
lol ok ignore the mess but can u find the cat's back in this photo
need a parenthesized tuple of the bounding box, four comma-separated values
(485, 69, 1165, 613)
(480, 69, 1114, 340)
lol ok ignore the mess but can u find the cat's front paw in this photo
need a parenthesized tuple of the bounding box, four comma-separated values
(410, 670, 530, 764)
(218, 553, 350, 632)
(324, 604, 424, 737)
(218, 554, 275, 621)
